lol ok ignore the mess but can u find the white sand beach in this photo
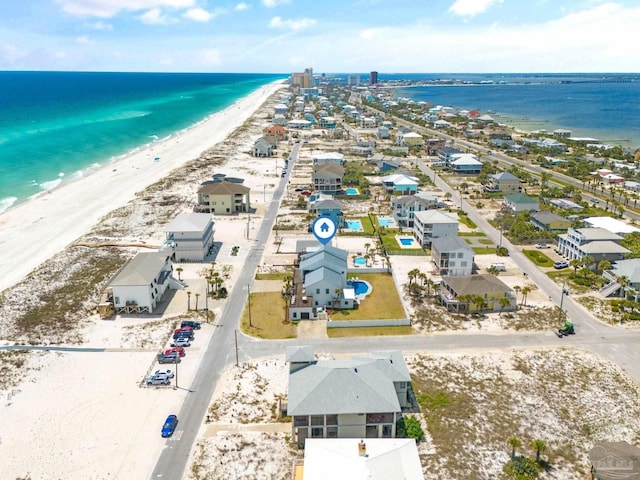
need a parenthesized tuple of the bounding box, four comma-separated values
(0, 80, 284, 294)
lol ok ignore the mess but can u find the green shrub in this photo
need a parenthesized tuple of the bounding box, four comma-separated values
(503, 457, 540, 479)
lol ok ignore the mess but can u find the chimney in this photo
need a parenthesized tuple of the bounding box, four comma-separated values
(358, 440, 366, 457)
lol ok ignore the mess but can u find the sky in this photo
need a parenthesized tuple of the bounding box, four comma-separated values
(0, 0, 639, 73)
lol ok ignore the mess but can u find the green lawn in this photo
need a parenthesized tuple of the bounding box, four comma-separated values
(522, 249, 554, 267)
(255, 272, 291, 281)
(329, 273, 406, 320)
(379, 230, 426, 255)
(341, 216, 375, 236)
(473, 247, 498, 255)
(478, 239, 494, 245)
(241, 292, 297, 339)
(458, 231, 486, 237)
(457, 211, 478, 229)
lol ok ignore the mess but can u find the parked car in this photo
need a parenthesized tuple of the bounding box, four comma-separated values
(164, 347, 185, 357)
(157, 353, 181, 364)
(171, 337, 191, 348)
(154, 369, 174, 378)
(553, 260, 569, 269)
(172, 328, 194, 340)
(590, 198, 600, 203)
(161, 414, 179, 437)
(147, 374, 171, 386)
(180, 320, 201, 330)
(535, 243, 550, 249)
(300, 190, 311, 196)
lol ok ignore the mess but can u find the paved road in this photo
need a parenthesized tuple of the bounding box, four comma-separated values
(150, 143, 300, 480)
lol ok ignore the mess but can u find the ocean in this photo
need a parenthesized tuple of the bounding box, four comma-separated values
(384, 73, 640, 151)
(0, 71, 284, 213)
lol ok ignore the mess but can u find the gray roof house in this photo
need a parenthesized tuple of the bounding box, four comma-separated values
(108, 252, 182, 314)
(164, 212, 215, 262)
(557, 227, 630, 263)
(601, 258, 640, 300)
(287, 350, 412, 444)
(502, 193, 539, 213)
(431, 236, 474, 276)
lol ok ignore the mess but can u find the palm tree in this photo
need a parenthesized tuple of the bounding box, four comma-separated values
(498, 296, 511, 316)
(513, 285, 522, 306)
(408, 268, 420, 286)
(508, 436, 522, 461)
(186, 291, 192, 311)
(176, 266, 183, 281)
(618, 275, 631, 298)
(597, 260, 612, 273)
(582, 255, 595, 271)
(425, 278, 435, 297)
(570, 258, 581, 276)
(530, 439, 547, 463)
(520, 286, 532, 307)
(194, 293, 200, 311)
(487, 265, 500, 276)
(457, 294, 473, 313)
(471, 295, 486, 313)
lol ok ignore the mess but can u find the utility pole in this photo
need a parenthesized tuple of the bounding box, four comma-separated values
(247, 283, 252, 327)
(204, 280, 209, 323)
(557, 281, 569, 323)
(234, 330, 239, 366)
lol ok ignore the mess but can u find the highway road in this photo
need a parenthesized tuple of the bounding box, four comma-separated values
(150, 143, 300, 480)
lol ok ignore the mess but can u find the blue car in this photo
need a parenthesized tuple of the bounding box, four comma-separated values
(161, 414, 178, 438)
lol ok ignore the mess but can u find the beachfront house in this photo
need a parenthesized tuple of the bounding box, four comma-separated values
(286, 348, 412, 444)
(557, 227, 630, 264)
(438, 274, 516, 313)
(107, 252, 182, 314)
(262, 125, 287, 141)
(301, 439, 424, 480)
(431, 236, 474, 276)
(164, 212, 215, 262)
(381, 173, 419, 195)
(413, 210, 459, 248)
(312, 164, 344, 194)
(391, 193, 444, 228)
(530, 211, 571, 232)
(484, 172, 521, 193)
(252, 136, 275, 157)
(196, 180, 251, 215)
(502, 193, 539, 213)
(583, 216, 640, 236)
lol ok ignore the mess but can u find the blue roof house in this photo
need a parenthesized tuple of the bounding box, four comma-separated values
(309, 196, 344, 228)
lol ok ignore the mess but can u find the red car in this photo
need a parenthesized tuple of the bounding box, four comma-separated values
(300, 190, 311, 196)
(165, 347, 186, 357)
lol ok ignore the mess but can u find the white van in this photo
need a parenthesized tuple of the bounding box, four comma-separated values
(488, 262, 506, 272)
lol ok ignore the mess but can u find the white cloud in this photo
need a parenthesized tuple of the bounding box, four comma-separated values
(449, 0, 503, 18)
(75, 35, 94, 44)
(235, 2, 250, 10)
(269, 16, 316, 31)
(56, 0, 195, 18)
(262, 0, 290, 8)
(139, 8, 170, 24)
(84, 21, 113, 31)
(183, 7, 212, 22)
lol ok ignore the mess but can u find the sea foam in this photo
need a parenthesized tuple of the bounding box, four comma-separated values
(0, 196, 18, 214)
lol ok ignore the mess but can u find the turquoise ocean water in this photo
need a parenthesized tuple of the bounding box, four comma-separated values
(0, 72, 284, 213)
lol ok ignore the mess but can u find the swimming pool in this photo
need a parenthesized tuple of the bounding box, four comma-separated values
(350, 280, 372, 297)
(346, 219, 363, 231)
(378, 218, 390, 227)
(345, 188, 359, 195)
(398, 237, 415, 247)
(354, 256, 366, 266)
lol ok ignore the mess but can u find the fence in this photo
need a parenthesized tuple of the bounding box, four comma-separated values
(327, 318, 411, 328)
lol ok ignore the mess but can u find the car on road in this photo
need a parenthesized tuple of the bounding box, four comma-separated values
(553, 260, 569, 269)
(486, 150, 493, 155)
(157, 352, 181, 364)
(161, 414, 179, 438)
(590, 198, 599, 203)
(147, 374, 171, 386)
(180, 320, 201, 330)
(171, 337, 191, 348)
(535, 243, 550, 249)
(164, 347, 185, 357)
(154, 369, 174, 378)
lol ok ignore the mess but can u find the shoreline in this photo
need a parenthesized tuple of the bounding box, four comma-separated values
(0, 80, 285, 294)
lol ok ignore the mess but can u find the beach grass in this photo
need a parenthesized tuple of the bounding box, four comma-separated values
(240, 291, 297, 339)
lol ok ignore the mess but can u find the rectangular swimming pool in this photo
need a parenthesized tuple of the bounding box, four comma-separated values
(345, 188, 359, 195)
(378, 218, 390, 227)
(346, 219, 363, 231)
(399, 237, 415, 246)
